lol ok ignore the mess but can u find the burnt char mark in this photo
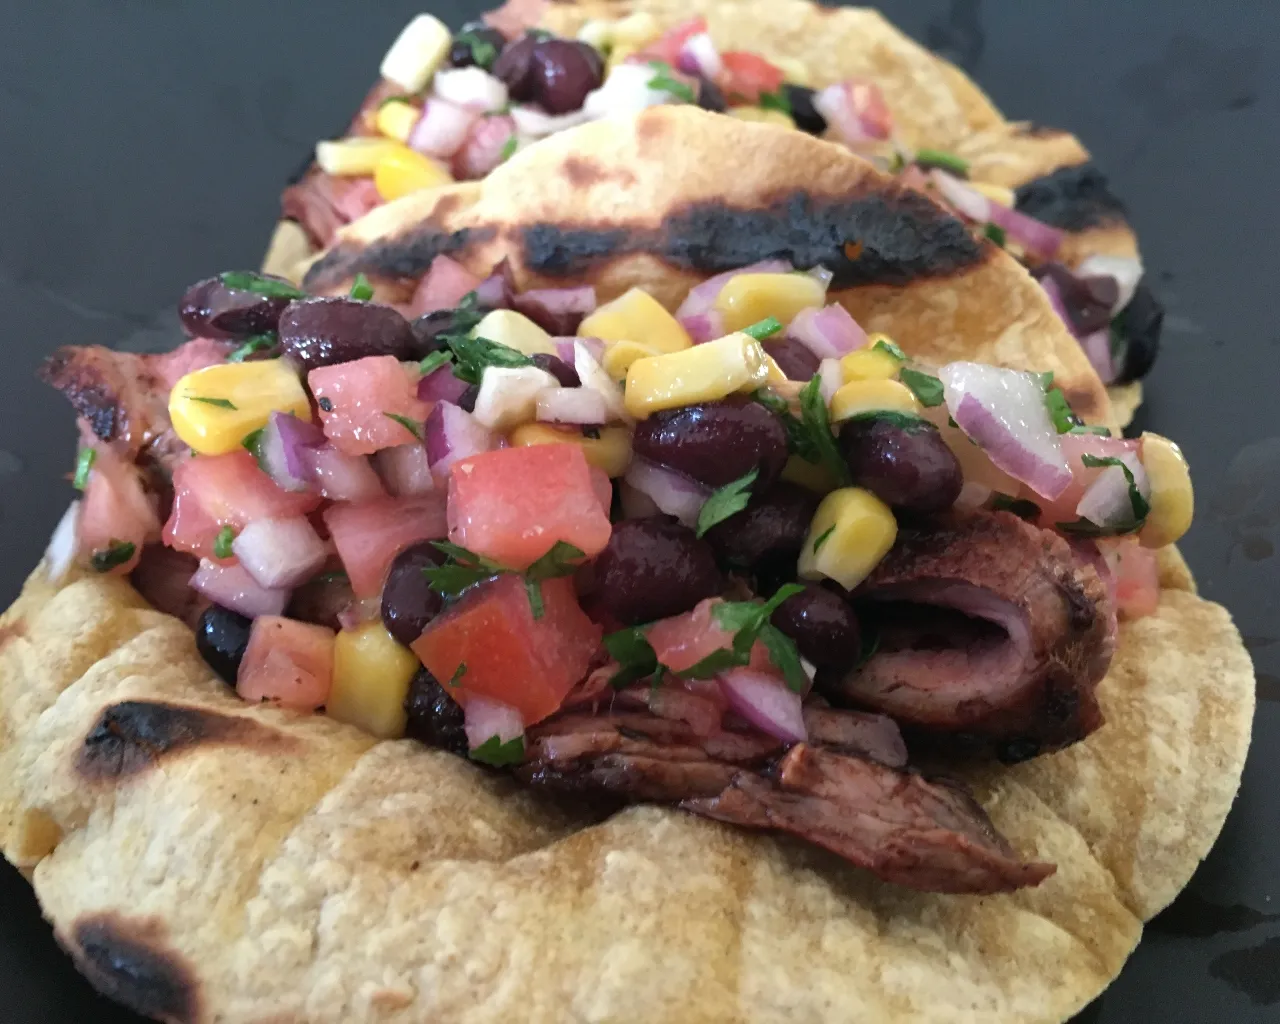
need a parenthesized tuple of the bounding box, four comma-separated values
(522, 190, 984, 288)
(302, 226, 495, 293)
(1014, 163, 1128, 232)
(38, 349, 121, 442)
(71, 915, 197, 1023)
(77, 701, 292, 781)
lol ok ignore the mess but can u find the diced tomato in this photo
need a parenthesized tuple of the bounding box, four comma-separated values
(412, 575, 601, 724)
(448, 445, 612, 569)
(718, 51, 785, 105)
(646, 598, 773, 673)
(170, 451, 321, 533)
(452, 114, 517, 180)
(162, 476, 228, 562)
(323, 493, 448, 597)
(1099, 538, 1160, 620)
(407, 255, 482, 318)
(634, 17, 708, 65)
(78, 447, 161, 575)
(309, 355, 430, 456)
(154, 337, 230, 389)
(237, 616, 335, 711)
(842, 79, 894, 142)
(1034, 433, 1140, 526)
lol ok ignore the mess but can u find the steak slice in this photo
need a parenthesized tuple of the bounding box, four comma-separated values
(685, 744, 1056, 894)
(825, 510, 1114, 762)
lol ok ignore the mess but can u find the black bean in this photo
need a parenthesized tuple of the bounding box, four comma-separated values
(448, 22, 507, 71)
(1111, 281, 1163, 383)
(783, 85, 826, 135)
(287, 574, 355, 631)
(531, 352, 580, 387)
(195, 605, 253, 684)
(594, 518, 723, 625)
(771, 584, 862, 667)
(703, 482, 818, 566)
(380, 542, 445, 647)
(178, 274, 291, 340)
(409, 309, 456, 357)
(762, 335, 819, 381)
(404, 669, 469, 756)
(529, 39, 604, 114)
(278, 297, 416, 372)
(631, 398, 789, 489)
(697, 77, 728, 112)
(838, 417, 962, 514)
(492, 33, 542, 101)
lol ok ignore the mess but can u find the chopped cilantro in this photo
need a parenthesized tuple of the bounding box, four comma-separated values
(384, 412, 422, 440)
(72, 448, 96, 491)
(455, 26, 500, 69)
(227, 334, 277, 362)
(348, 273, 374, 301)
(184, 395, 236, 409)
(758, 90, 793, 116)
(984, 223, 1007, 247)
(219, 271, 306, 300)
(447, 332, 533, 385)
(499, 134, 518, 163)
(990, 493, 1041, 520)
(914, 148, 970, 176)
(899, 367, 945, 407)
(1069, 424, 1113, 437)
(799, 375, 851, 486)
(1080, 453, 1151, 523)
(377, 93, 416, 109)
(696, 468, 758, 537)
(743, 317, 784, 341)
(523, 542, 587, 619)
(241, 427, 266, 470)
(1036, 370, 1055, 390)
(422, 541, 505, 597)
(418, 350, 454, 377)
(90, 540, 136, 573)
(469, 734, 525, 767)
(603, 626, 662, 689)
(811, 523, 836, 554)
(872, 337, 907, 361)
(213, 526, 237, 560)
(842, 410, 927, 430)
(1044, 387, 1079, 433)
(448, 662, 468, 688)
(647, 61, 696, 103)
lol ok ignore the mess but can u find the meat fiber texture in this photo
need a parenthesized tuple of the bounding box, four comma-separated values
(0, 538, 1252, 1024)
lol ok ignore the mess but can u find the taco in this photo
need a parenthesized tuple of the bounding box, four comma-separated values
(3, 108, 1250, 1023)
(266, 1, 1161, 424)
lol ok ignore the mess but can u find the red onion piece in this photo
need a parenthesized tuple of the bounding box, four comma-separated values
(573, 340, 630, 424)
(813, 79, 893, 146)
(558, 336, 604, 365)
(676, 32, 723, 79)
(680, 310, 726, 344)
(473, 269, 510, 309)
(464, 695, 526, 750)
(425, 401, 495, 478)
(940, 361, 1073, 500)
(788, 303, 867, 359)
(373, 443, 436, 497)
(417, 363, 470, 404)
(189, 559, 289, 618)
(408, 98, 478, 159)
(929, 168, 991, 222)
(260, 412, 323, 492)
(232, 517, 329, 590)
(432, 67, 509, 113)
(987, 202, 1065, 261)
(717, 668, 807, 743)
(1076, 451, 1150, 529)
(536, 386, 610, 425)
(1080, 327, 1117, 384)
(623, 458, 708, 527)
(407, 254, 482, 317)
(1077, 254, 1143, 314)
(452, 113, 517, 179)
(46, 500, 82, 583)
(1039, 274, 1073, 332)
(675, 259, 792, 321)
(817, 358, 843, 406)
(510, 285, 598, 336)
(618, 480, 662, 519)
(300, 445, 386, 502)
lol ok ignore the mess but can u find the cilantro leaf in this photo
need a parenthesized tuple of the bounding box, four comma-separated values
(384, 412, 422, 440)
(899, 367, 945, 407)
(758, 90, 793, 116)
(799, 375, 851, 486)
(90, 540, 136, 573)
(758, 624, 808, 692)
(349, 273, 374, 301)
(842, 410, 927, 430)
(228, 333, 277, 362)
(753, 389, 821, 463)
(469, 734, 526, 767)
(213, 526, 237, 560)
(1044, 387, 1079, 433)
(219, 271, 306, 300)
(448, 662, 468, 688)
(872, 338, 906, 361)
(681, 647, 748, 679)
(990, 493, 1041, 520)
(73, 448, 96, 491)
(447, 333, 533, 385)
(697, 468, 758, 537)
(603, 627, 661, 688)
(1080, 454, 1151, 523)
(499, 134, 518, 163)
(455, 26, 500, 69)
(647, 61, 696, 103)
(418, 350, 454, 377)
(523, 542, 587, 619)
(241, 427, 266, 471)
(1036, 370, 1055, 390)
(914, 148, 970, 176)
(984, 223, 1007, 247)
(184, 395, 236, 409)
(811, 523, 835, 554)
(422, 541, 506, 597)
(1069, 424, 1113, 437)
(743, 317, 784, 341)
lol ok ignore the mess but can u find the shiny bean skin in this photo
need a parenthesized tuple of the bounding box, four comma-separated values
(697, 77, 728, 112)
(838, 417, 963, 514)
(492, 33, 541, 101)
(404, 669, 469, 755)
(179, 275, 292, 340)
(703, 482, 818, 566)
(380, 542, 445, 647)
(762, 335, 820, 381)
(594, 518, 723, 625)
(278, 297, 416, 372)
(782, 85, 827, 135)
(529, 39, 604, 114)
(195, 605, 253, 684)
(531, 352, 580, 387)
(631, 398, 789, 490)
(771, 584, 862, 667)
(448, 22, 506, 70)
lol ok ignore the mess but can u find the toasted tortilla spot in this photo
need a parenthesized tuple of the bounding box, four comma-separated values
(1015, 163, 1128, 232)
(76, 700, 294, 781)
(69, 915, 197, 1024)
(562, 155, 636, 189)
(0, 621, 24, 650)
(302, 225, 496, 294)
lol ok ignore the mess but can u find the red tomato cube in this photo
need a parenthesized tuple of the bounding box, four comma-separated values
(1035, 434, 1141, 526)
(78, 448, 160, 574)
(1100, 538, 1160, 621)
(309, 355, 430, 456)
(323, 494, 448, 597)
(646, 598, 774, 674)
(237, 616, 335, 711)
(719, 51, 785, 105)
(170, 450, 321, 533)
(448, 445, 612, 569)
(412, 575, 601, 724)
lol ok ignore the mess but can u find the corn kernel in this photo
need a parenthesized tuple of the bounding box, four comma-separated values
(315, 136, 408, 177)
(763, 353, 790, 385)
(577, 19, 614, 49)
(473, 309, 557, 356)
(510, 423, 634, 477)
(580, 288, 692, 354)
(380, 13, 452, 92)
(375, 99, 422, 143)
(771, 56, 812, 86)
(602, 340, 663, 381)
(829, 379, 923, 423)
(798, 487, 898, 590)
(625, 333, 770, 419)
(782, 456, 838, 495)
(728, 106, 797, 129)
(612, 11, 661, 46)
(328, 622, 420, 739)
(840, 346, 902, 382)
(970, 181, 1017, 208)
(373, 147, 452, 202)
(1138, 432, 1194, 549)
(169, 359, 310, 456)
(714, 273, 828, 334)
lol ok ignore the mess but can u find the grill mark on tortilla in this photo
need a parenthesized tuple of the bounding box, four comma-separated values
(1014, 163, 1128, 232)
(562, 155, 637, 189)
(77, 701, 295, 781)
(69, 914, 198, 1023)
(0, 620, 24, 651)
(302, 225, 496, 293)
(521, 190, 985, 289)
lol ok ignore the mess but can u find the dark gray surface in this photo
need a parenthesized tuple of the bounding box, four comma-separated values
(0, 1, 1276, 1021)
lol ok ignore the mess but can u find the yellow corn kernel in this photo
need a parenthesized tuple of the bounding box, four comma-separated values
(328, 622, 420, 739)
(798, 487, 898, 590)
(169, 359, 310, 456)
(580, 288, 692, 354)
(625, 333, 770, 419)
(612, 11, 661, 46)
(577, 19, 613, 49)
(840, 346, 902, 382)
(728, 106, 797, 129)
(380, 13, 453, 92)
(1138, 432, 1194, 549)
(763, 353, 790, 385)
(472, 309, 557, 357)
(315, 136, 407, 176)
(714, 273, 828, 334)
(829, 379, 923, 423)
(771, 56, 812, 87)
(373, 147, 452, 202)
(782, 456, 838, 495)
(602, 339, 663, 381)
(374, 99, 421, 143)
(970, 181, 1017, 208)
(510, 423, 634, 478)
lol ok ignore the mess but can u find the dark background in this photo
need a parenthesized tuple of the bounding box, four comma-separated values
(1, 1, 1277, 1020)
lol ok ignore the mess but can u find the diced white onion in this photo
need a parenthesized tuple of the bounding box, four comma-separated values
(464, 695, 525, 750)
(574, 340, 631, 423)
(45, 500, 82, 583)
(1076, 254, 1144, 315)
(232, 518, 329, 590)
(583, 64, 674, 119)
(536, 386, 612, 425)
(471, 365, 560, 432)
(623, 459, 707, 527)
(433, 66, 509, 113)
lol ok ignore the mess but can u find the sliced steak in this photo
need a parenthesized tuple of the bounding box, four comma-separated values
(824, 510, 1113, 762)
(802, 704, 908, 768)
(685, 744, 1056, 894)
